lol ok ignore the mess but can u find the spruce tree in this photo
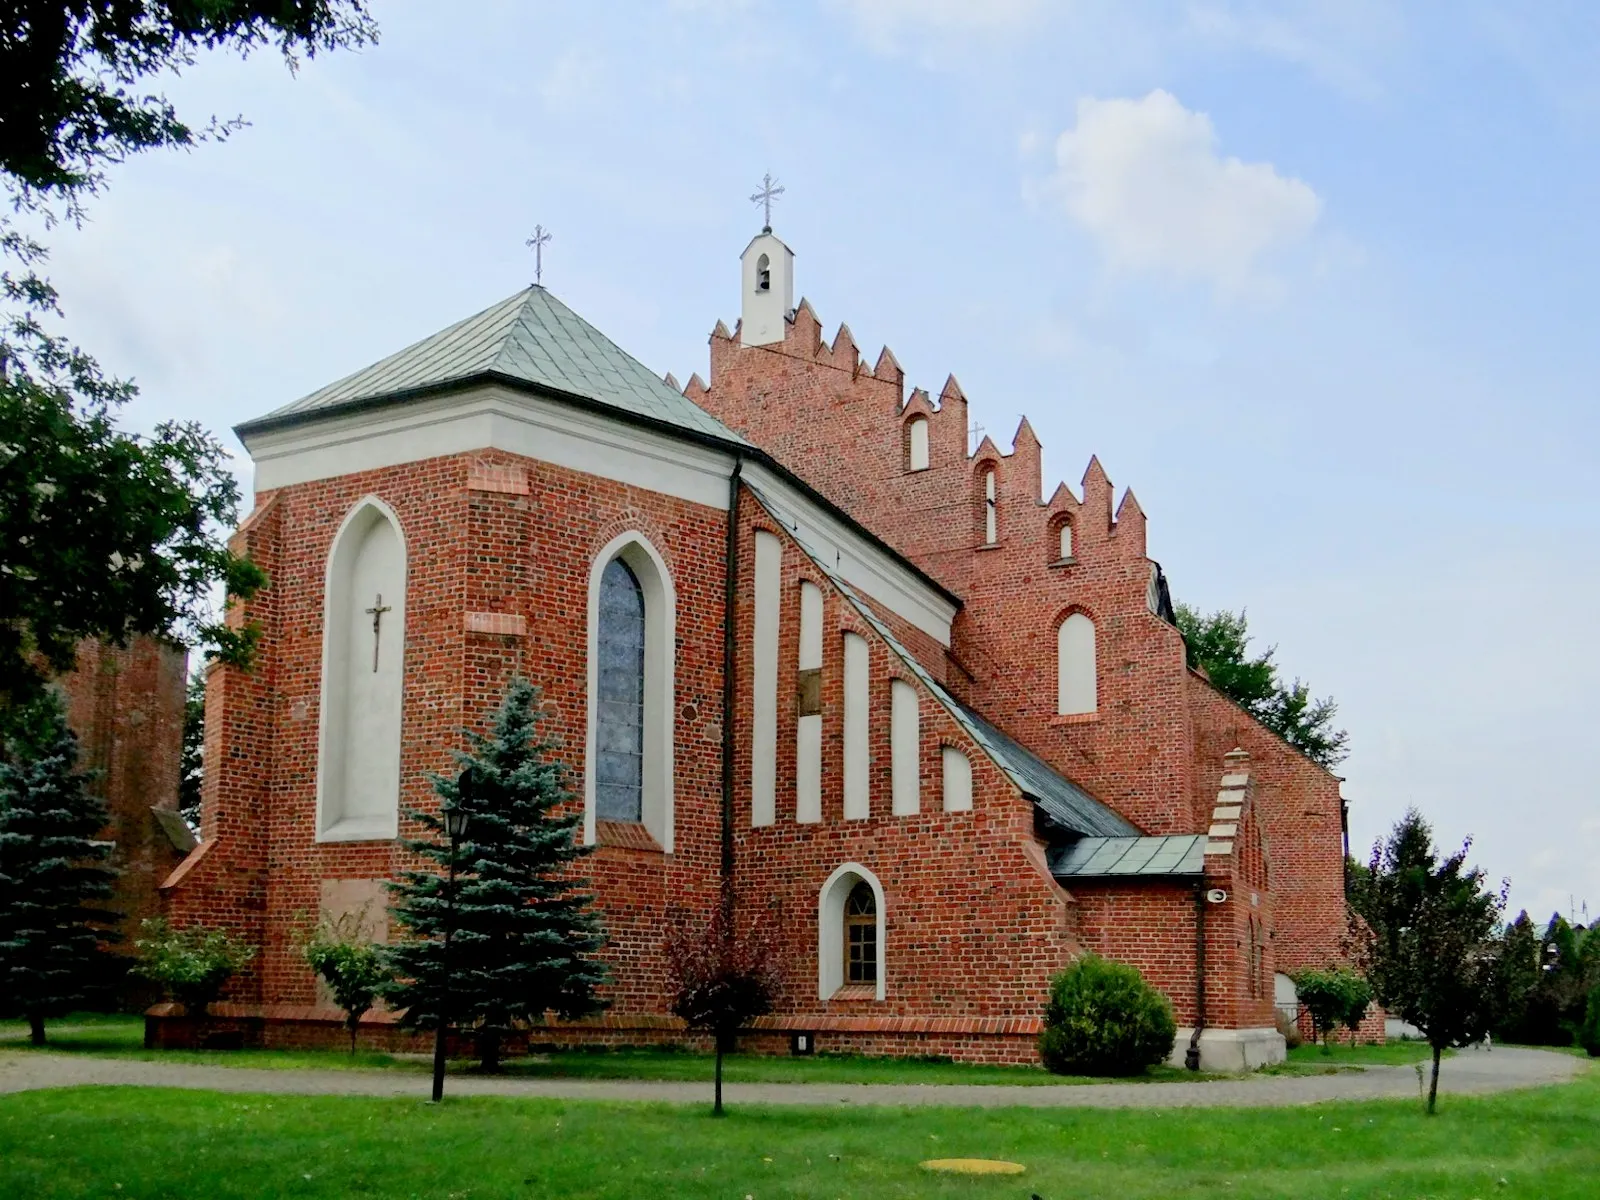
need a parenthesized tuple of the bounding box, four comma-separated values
(383, 677, 608, 1071)
(0, 690, 117, 1044)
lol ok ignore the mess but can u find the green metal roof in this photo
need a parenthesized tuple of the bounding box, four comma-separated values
(745, 480, 1135, 841)
(238, 286, 746, 445)
(1048, 835, 1206, 879)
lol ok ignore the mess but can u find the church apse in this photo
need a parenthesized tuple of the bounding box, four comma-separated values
(316, 497, 407, 842)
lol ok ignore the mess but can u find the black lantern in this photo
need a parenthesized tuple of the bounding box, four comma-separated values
(446, 768, 475, 840)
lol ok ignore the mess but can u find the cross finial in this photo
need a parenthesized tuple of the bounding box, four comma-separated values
(525, 225, 552, 286)
(750, 172, 785, 232)
(968, 421, 986, 450)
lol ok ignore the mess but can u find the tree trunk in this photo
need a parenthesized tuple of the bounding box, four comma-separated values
(713, 1041, 725, 1117)
(480, 1028, 502, 1074)
(28, 1014, 45, 1046)
(349, 1022, 358, 1056)
(1427, 1045, 1442, 1115)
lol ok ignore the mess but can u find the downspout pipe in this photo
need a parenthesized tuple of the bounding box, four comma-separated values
(1186, 881, 1208, 1071)
(719, 457, 744, 911)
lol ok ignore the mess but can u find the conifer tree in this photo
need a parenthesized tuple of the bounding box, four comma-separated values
(0, 690, 117, 1044)
(382, 677, 608, 1071)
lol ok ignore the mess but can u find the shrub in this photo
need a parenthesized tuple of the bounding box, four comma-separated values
(1038, 954, 1176, 1076)
(300, 911, 390, 1054)
(1580, 984, 1600, 1059)
(132, 919, 255, 1016)
(1292, 967, 1371, 1054)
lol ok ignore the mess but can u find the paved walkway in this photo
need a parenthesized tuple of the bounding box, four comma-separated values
(0, 1045, 1581, 1108)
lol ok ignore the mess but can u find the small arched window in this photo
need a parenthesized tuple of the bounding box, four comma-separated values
(756, 253, 771, 293)
(1058, 519, 1074, 561)
(845, 881, 878, 985)
(941, 746, 972, 813)
(982, 469, 997, 544)
(906, 416, 929, 471)
(596, 558, 646, 822)
(1057, 611, 1097, 715)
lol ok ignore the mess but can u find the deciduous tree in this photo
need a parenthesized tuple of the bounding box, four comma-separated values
(1356, 810, 1504, 1113)
(1175, 604, 1348, 768)
(664, 904, 779, 1116)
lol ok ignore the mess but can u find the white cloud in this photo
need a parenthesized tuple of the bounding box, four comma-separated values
(1186, 1, 1403, 102)
(829, 0, 1044, 50)
(1048, 89, 1321, 293)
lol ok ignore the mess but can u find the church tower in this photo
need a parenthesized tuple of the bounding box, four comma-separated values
(739, 227, 793, 347)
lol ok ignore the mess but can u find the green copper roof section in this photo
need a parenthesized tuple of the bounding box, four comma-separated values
(1048, 835, 1206, 879)
(242, 286, 746, 445)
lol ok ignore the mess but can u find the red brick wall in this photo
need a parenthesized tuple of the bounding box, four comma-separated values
(1187, 678, 1346, 978)
(56, 636, 188, 953)
(164, 452, 727, 1013)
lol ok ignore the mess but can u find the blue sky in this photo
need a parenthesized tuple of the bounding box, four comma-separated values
(36, 1, 1599, 922)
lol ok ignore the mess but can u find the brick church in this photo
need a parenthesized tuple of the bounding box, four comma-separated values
(157, 220, 1353, 1068)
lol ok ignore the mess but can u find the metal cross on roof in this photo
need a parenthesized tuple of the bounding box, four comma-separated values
(750, 172, 785, 231)
(525, 225, 552, 286)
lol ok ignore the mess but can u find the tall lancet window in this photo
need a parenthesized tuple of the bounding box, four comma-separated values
(595, 558, 646, 823)
(318, 498, 406, 842)
(983, 470, 997, 544)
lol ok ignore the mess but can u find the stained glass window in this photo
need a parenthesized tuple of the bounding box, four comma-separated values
(596, 557, 645, 822)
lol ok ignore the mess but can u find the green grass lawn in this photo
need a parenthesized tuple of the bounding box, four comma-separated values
(1, 1067, 1594, 1199)
(2, 1013, 1223, 1085)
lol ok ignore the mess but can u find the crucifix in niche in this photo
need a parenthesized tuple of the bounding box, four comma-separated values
(365, 594, 392, 672)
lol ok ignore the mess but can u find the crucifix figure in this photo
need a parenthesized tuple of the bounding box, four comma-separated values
(750, 172, 785, 231)
(365, 594, 392, 672)
(525, 225, 552, 286)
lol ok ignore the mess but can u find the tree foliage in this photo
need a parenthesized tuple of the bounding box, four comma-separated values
(0, 4, 377, 710)
(132, 917, 255, 1016)
(0, 688, 117, 1043)
(1351, 809, 1505, 1113)
(664, 903, 779, 1115)
(178, 669, 205, 828)
(1291, 966, 1371, 1053)
(1037, 954, 1177, 1077)
(1493, 910, 1599, 1046)
(382, 678, 609, 1072)
(1174, 604, 1349, 768)
(2, 1, 377, 211)
(300, 909, 390, 1054)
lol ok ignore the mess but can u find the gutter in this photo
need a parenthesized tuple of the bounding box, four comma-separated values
(719, 458, 743, 906)
(1186, 881, 1208, 1071)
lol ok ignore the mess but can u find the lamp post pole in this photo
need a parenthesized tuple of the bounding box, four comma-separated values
(430, 768, 473, 1104)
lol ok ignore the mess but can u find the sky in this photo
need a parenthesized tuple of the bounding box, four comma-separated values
(31, 0, 1599, 923)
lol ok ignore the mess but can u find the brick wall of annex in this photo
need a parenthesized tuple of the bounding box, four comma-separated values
(56, 636, 188, 953)
(1188, 677, 1348, 978)
(162, 450, 728, 1014)
(728, 495, 1080, 1022)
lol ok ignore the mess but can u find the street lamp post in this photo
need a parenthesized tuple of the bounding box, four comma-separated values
(430, 768, 473, 1104)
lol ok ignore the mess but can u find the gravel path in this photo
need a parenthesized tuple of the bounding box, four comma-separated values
(0, 1045, 1581, 1109)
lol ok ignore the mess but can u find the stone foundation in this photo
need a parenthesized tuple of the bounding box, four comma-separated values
(1167, 1026, 1287, 1072)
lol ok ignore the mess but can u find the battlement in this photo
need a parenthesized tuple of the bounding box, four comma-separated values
(687, 298, 1148, 586)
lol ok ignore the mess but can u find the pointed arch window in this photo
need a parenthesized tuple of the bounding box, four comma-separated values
(906, 416, 929, 471)
(1059, 519, 1074, 561)
(983, 469, 997, 544)
(585, 533, 677, 850)
(595, 558, 646, 822)
(756, 253, 771, 293)
(1057, 612, 1097, 715)
(845, 882, 878, 985)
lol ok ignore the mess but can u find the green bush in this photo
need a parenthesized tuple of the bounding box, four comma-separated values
(1580, 984, 1600, 1059)
(1292, 966, 1371, 1054)
(1038, 954, 1176, 1076)
(300, 911, 390, 1054)
(132, 919, 255, 1016)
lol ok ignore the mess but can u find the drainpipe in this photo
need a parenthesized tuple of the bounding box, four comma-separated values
(1185, 881, 1208, 1071)
(719, 458, 744, 910)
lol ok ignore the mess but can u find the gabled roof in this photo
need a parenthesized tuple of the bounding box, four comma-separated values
(746, 479, 1136, 841)
(236, 286, 745, 445)
(1048, 835, 1205, 879)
